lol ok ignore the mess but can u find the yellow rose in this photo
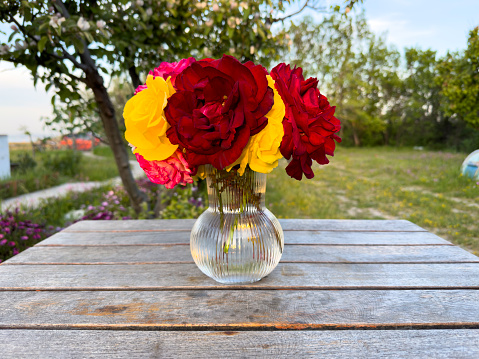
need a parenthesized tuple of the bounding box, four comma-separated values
(124, 75, 177, 161)
(227, 75, 285, 175)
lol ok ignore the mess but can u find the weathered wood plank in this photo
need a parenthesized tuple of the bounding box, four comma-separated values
(1, 263, 479, 289)
(38, 230, 450, 246)
(1, 330, 479, 358)
(1, 290, 479, 329)
(65, 219, 426, 232)
(7, 244, 476, 264)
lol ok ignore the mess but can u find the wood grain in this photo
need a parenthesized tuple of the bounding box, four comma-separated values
(1, 263, 479, 290)
(7, 244, 476, 265)
(38, 230, 450, 246)
(65, 219, 426, 232)
(1, 290, 479, 329)
(1, 330, 479, 358)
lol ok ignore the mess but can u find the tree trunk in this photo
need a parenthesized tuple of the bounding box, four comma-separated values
(54, 0, 146, 214)
(128, 65, 141, 90)
(85, 70, 147, 214)
(352, 127, 361, 147)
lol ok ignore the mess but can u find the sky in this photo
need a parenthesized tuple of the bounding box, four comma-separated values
(0, 0, 478, 142)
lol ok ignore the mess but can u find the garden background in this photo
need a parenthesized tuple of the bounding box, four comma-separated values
(1, 0, 478, 262)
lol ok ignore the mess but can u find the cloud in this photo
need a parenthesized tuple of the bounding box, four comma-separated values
(368, 13, 437, 49)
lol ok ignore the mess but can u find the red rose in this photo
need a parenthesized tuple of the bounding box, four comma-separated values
(271, 63, 341, 180)
(165, 55, 274, 170)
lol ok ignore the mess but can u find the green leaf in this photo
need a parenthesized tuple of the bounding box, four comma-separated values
(38, 36, 48, 52)
(84, 32, 94, 44)
(72, 37, 85, 54)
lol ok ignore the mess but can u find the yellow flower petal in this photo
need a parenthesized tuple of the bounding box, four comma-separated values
(124, 75, 178, 161)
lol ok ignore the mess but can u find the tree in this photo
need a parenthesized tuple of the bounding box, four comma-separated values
(288, 11, 399, 146)
(439, 27, 479, 131)
(1, 0, 333, 213)
(397, 48, 445, 146)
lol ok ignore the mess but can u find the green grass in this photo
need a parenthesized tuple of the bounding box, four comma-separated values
(267, 147, 479, 255)
(77, 155, 119, 181)
(1, 149, 119, 200)
(93, 146, 115, 158)
(93, 145, 136, 160)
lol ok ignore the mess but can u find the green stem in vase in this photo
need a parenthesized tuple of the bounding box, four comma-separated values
(224, 215, 238, 254)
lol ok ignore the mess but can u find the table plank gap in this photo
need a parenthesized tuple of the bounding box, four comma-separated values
(8, 245, 477, 264)
(40, 230, 449, 246)
(64, 219, 427, 232)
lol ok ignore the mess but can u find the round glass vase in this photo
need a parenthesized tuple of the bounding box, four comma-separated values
(190, 165, 284, 284)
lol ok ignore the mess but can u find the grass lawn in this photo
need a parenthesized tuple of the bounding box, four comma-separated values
(1, 148, 119, 200)
(267, 147, 479, 255)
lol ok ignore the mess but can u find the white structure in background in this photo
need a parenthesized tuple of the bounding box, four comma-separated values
(0, 135, 10, 179)
(461, 149, 479, 180)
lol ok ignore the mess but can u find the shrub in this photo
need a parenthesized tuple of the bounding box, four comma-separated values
(42, 150, 82, 177)
(12, 153, 37, 174)
(0, 171, 61, 200)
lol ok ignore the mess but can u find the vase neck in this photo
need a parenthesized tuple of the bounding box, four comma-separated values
(205, 165, 266, 213)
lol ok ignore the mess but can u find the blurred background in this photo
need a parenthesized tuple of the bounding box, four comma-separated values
(0, 0, 478, 262)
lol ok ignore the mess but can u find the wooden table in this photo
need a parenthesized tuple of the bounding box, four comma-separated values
(1, 219, 479, 358)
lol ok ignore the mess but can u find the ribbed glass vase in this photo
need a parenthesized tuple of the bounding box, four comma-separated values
(190, 165, 284, 284)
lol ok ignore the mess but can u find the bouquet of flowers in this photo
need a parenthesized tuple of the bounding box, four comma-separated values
(124, 55, 341, 188)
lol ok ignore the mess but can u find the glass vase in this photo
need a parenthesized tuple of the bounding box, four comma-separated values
(190, 165, 284, 284)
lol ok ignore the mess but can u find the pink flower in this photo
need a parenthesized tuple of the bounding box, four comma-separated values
(0, 239, 7, 246)
(134, 84, 148, 95)
(13, 248, 19, 255)
(151, 57, 196, 86)
(134, 57, 196, 94)
(136, 150, 194, 189)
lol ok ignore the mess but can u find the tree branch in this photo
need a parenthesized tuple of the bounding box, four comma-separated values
(61, 46, 89, 71)
(272, 0, 327, 23)
(52, 0, 98, 72)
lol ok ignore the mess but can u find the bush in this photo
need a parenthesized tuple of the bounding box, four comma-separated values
(12, 153, 37, 174)
(42, 150, 82, 177)
(0, 170, 61, 200)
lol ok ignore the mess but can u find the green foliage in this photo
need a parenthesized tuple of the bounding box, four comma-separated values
(160, 186, 205, 219)
(288, 11, 399, 146)
(0, 149, 120, 200)
(77, 154, 119, 181)
(12, 153, 37, 174)
(41, 150, 82, 177)
(288, 11, 479, 150)
(93, 145, 114, 158)
(0, 169, 61, 200)
(438, 27, 479, 130)
(0, 0, 325, 138)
